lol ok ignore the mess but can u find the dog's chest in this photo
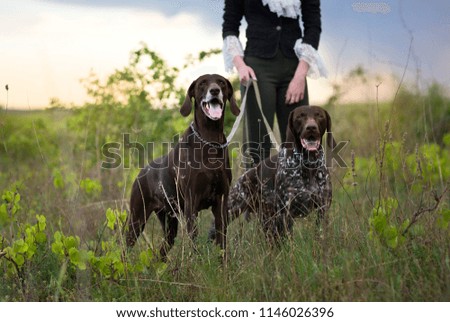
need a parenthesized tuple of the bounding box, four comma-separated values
(275, 151, 329, 217)
(193, 169, 228, 206)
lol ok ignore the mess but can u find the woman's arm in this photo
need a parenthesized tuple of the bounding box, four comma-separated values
(286, 0, 326, 103)
(294, 0, 327, 79)
(222, 0, 245, 38)
(300, 0, 322, 50)
(233, 55, 257, 85)
(285, 60, 309, 104)
(222, 0, 256, 84)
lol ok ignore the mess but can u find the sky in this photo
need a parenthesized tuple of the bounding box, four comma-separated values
(0, 0, 449, 109)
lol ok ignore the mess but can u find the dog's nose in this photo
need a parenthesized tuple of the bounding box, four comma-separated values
(209, 87, 220, 96)
(306, 123, 318, 132)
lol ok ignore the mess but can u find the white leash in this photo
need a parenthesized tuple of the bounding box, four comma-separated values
(226, 79, 280, 150)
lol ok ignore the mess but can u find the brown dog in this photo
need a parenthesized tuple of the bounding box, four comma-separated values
(126, 74, 239, 260)
(226, 105, 335, 240)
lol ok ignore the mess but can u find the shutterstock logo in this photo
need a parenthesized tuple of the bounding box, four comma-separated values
(101, 133, 349, 170)
(352, 2, 391, 14)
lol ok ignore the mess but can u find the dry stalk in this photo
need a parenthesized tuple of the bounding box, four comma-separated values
(402, 186, 449, 236)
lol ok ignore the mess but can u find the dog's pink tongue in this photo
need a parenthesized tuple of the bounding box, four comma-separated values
(209, 104, 222, 119)
(301, 139, 320, 151)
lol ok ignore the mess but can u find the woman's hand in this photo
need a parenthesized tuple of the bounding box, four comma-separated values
(233, 56, 257, 86)
(285, 60, 309, 105)
(285, 75, 306, 105)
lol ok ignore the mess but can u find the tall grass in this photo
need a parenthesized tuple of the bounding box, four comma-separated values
(0, 49, 448, 301)
(1, 102, 448, 301)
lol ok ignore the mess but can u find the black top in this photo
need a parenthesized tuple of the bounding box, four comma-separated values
(223, 0, 322, 59)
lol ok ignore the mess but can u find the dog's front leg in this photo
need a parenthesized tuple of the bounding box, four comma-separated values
(315, 183, 332, 238)
(212, 195, 228, 259)
(315, 200, 330, 241)
(158, 212, 179, 261)
(184, 199, 199, 242)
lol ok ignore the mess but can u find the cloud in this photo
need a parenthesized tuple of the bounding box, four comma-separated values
(1, 1, 225, 108)
(2, 0, 448, 109)
(41, 0, 224, 26)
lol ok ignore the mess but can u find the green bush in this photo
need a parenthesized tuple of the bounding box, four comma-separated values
(1, 47, 448, 301)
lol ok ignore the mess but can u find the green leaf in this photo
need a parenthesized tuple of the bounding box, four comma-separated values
(118, 210, 127, 226)
(87, 250, 95, 260)
(133, 263, 144, 273)
(386, 236, 398, 249)
(114, 261, 125, 275)
(36, 232, 47, 244)
(384, 225, 398, 239)
(25, 226, 35, 236)
(76, 250, 90, 270)
(11, 204, 20, 216)
(52, 170, 65, 189)
(80, 178, 102, 197)
(14, 193, 21, 204)
(69, 247, 80, 265)
(77, 261, 87, 270)
(4, 246, 13, 257)
(383, 197, 398, 214)
(36, 215, 46, 231)
(51, 241, 64, 255)
(25, 233, 35, 246)
(155, 262, 167, 277)
(13, 239, 28, 254)
(0, 203, 9, 227)
(139, 249, 153, 267)
(400, 219, 410, 232)
(53, 231, 62, 242)
(15, 254, 25, 267)
(63, 236, 79, 250)
(106, 208, 116, 230)
(108, 250, 121, 264)
(370, 214, 387, 234)
(384, 226, 399, 249)
(88, 251, 99, 266)
(2, 191, 13, 203)
(26, 244, 37, 259)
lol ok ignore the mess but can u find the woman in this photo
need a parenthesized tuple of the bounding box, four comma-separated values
(222, 0, 327, 165)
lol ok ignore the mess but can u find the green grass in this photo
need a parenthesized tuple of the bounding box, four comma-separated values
(1, 88, 449, 302)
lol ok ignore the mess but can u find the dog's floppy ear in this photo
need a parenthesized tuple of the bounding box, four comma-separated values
(325, 109, 336, 149)
(180, 80, 196, 117)
(226, 79, 240, 116)
(285, 110, 297, 150)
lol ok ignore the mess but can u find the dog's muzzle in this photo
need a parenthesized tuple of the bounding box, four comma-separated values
(202, 97, 224, 121)
(300, 130, 321, 152)
(300, 136, 321, 152)
(300, 120, 321, 152)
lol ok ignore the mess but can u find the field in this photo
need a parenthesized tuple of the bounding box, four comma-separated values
(0, 47, 449, 301)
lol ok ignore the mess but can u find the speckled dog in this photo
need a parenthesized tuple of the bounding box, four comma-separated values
(226, 105, 336, 240)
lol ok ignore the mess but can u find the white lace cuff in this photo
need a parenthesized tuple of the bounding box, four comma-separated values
(262, 0, 300, 18)
(223, 35, 244, 73)
(294, 39, 328, 79)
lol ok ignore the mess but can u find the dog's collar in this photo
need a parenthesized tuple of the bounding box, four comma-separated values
(189, 122, 229, 149)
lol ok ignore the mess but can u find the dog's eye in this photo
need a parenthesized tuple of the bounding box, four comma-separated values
(199, 80, 207, 87)
(217, 80, 226, 87)
(315, 112, 322, 118)
(300, 113, 306, 118)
